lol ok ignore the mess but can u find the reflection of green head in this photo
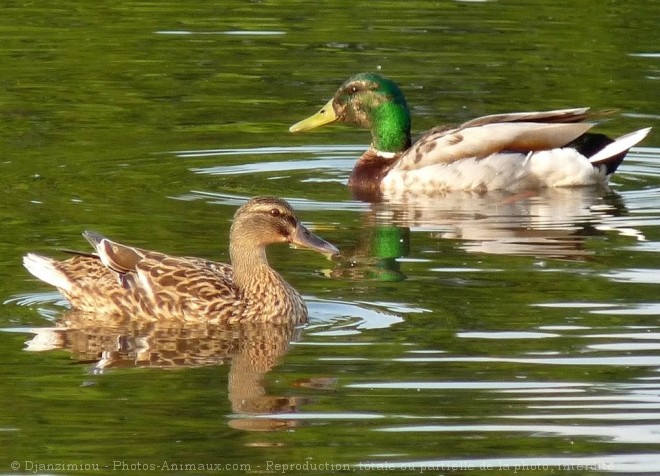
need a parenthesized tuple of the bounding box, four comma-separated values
(373, 225, 410, 259)
(371, 225, 409, 282)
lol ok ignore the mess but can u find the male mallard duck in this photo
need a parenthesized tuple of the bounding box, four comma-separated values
(23, 197, 339, 325)
(290, 73, 651, 198)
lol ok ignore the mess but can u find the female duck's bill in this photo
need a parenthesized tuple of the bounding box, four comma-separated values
(290, 73, 651, 200)
(23, 197, 339, 325)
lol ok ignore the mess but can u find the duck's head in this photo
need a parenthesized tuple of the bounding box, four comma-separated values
(230, 197, 339, 258)
(290, 73, 412, 153)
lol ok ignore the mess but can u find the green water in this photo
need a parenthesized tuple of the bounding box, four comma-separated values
(1, 1, 659, 475)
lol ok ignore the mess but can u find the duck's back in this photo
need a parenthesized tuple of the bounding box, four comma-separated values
(24, 252, 243, 321)
(24, 250, 310, 324)
(126, 252, 242, 321)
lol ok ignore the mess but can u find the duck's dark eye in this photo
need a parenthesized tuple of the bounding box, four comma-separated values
(350, 86, 358, 94)
(269, 208, 281, 217)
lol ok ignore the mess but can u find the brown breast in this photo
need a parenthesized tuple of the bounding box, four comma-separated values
(348, 148, 399, 202)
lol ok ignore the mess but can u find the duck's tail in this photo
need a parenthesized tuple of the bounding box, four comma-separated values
(23, 253, 72, 293)
(586, 127, 651, 176)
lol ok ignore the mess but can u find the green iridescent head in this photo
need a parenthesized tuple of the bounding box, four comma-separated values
(290, 73, 412, 153)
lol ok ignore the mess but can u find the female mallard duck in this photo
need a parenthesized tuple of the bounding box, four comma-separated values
(23, 197, 339, 325)
(290, 73, 651, 199)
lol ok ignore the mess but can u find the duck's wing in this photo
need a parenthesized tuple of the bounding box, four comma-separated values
(83, 231, 144, 275)
(459, 107, 595, 128)
(393, 122, 594, 171)
(83, 231, 236, 302)
(131, 255, 237, 305)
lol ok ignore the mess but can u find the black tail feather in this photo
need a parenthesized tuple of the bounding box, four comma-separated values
(568, 132, 624, 176)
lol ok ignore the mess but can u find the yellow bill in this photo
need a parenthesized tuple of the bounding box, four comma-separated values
(289, 98, 338, 132)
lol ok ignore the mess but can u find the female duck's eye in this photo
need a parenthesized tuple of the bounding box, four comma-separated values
(269, 208, 281, 217)
(350, 86, 358, 93)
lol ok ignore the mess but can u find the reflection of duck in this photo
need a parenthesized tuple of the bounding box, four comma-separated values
(364, 188, 634, 260)
(332, 188, 635, 276)
(23, 197, 338, 325)
(329, 224, 410, 282)
(290, 73, 650, 200)
(25, 313, 305, 431)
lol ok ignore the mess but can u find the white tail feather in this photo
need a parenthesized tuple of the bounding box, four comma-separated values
(589, 127, 651, 164)
(23, 253, 72, 293)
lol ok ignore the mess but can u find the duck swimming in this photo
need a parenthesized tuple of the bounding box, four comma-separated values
(290, 73, 651, 199)
(23, 197, 339, 325)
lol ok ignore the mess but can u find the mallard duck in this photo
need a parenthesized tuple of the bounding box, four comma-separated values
(290, 73, 651, 198)
(23, 197, 339, 325)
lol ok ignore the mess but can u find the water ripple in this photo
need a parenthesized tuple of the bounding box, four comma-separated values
(347, 381, 591, 390)
(356, 454, 660, 473)
(172, 190, 369, 211)
(377, 423, 660, 444)
(392, 356, 660, 366)
(155, 30, 286, 36)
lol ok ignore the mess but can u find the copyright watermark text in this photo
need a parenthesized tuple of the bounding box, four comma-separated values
(9, 459, 615, 473)
(10, 461, 252, 473)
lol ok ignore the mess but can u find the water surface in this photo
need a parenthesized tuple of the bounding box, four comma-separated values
(1, 1, 659, 475)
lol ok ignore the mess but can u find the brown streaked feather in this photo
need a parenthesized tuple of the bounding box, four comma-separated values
(47, 255, 132, 312)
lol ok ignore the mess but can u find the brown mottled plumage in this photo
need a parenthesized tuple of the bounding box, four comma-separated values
(23, 197, 339, 325)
